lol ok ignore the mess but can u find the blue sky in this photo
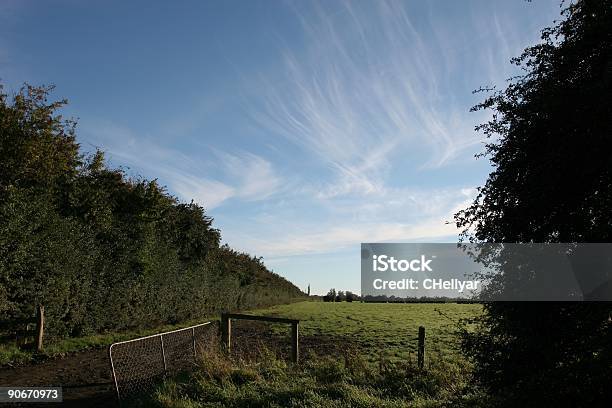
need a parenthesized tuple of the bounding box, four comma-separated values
(0, 0, 560, 295)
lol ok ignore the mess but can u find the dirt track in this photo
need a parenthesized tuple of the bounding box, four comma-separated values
(0, 348, 116, 407)
(0, 322, 351, 407)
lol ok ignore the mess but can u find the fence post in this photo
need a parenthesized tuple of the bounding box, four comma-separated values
(417, 326, 425, 369)
(36, 305, 45, 352)
(160, 335, 167, 376)
(108, 345, 121, 402)
(192, 327, 197, 359)
(291, 321, 299, 363)
(221, 313, 231, 353)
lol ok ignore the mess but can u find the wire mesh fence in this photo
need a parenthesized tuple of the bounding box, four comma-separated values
(108, 314, 458, 403)
(108, 321, 217, 402)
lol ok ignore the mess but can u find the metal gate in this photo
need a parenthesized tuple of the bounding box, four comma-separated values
(108, 321, 215, 401)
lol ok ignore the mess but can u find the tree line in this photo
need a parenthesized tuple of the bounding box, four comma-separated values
(0, 84, 303, 341)
(322, 289, 359, 302)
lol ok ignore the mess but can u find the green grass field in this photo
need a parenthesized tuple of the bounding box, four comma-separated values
(2, 300, 484, 406)
(2, 300, 481, 370)
(251, 301, 482, 363)
(138, 301, 485, 407)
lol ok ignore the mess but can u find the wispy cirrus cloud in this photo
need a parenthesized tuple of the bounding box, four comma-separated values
(213, 150, 282, 201)
(80, 121, 283, 209)
(250, 0, 485, 198)
(225, 186, 477, 258)
(69, 0, 555, 265)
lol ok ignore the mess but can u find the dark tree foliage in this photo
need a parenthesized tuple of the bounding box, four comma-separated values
(0, 84, 303, 339)
(454, 1, 612, 406)
(323, 288, 336, 302)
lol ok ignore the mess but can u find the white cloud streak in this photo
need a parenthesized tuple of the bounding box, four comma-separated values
(226, 186, 477, 258)
(251, 0, 484, 197)
(81, 121, 282, 209)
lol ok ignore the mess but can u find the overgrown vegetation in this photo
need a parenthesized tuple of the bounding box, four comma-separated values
(0, 84, 303, 346)
(134, 345, 485, 408)
(454, 1, 612, 406)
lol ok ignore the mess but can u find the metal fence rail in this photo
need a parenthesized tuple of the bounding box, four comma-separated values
(108, 321, 216, 401)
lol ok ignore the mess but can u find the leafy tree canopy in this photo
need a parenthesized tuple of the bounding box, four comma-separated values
(455, 1, 612, 406)
(0, 84, 303, 340)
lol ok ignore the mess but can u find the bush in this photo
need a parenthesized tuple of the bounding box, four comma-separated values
(0, 84, 304, 343)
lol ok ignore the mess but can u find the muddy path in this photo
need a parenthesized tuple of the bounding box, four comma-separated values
(0, 348, 115, 407)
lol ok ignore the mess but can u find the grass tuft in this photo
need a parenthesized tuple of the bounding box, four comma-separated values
(133, 344, 486, 408)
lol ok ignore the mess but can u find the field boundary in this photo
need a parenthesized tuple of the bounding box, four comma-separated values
(221, 313, 300, 362)
(108, 321, 214, 402)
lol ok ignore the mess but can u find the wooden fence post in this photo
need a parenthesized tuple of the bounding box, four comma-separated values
(417, 326, 425, 369)
(36, 305, 45, 352)
(219, 314, 299, 363)
(160, 335, 167, 376)
(221, 313, 231, 353)
(291, 322, 299, 363)
(192, 326, 197, 359)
